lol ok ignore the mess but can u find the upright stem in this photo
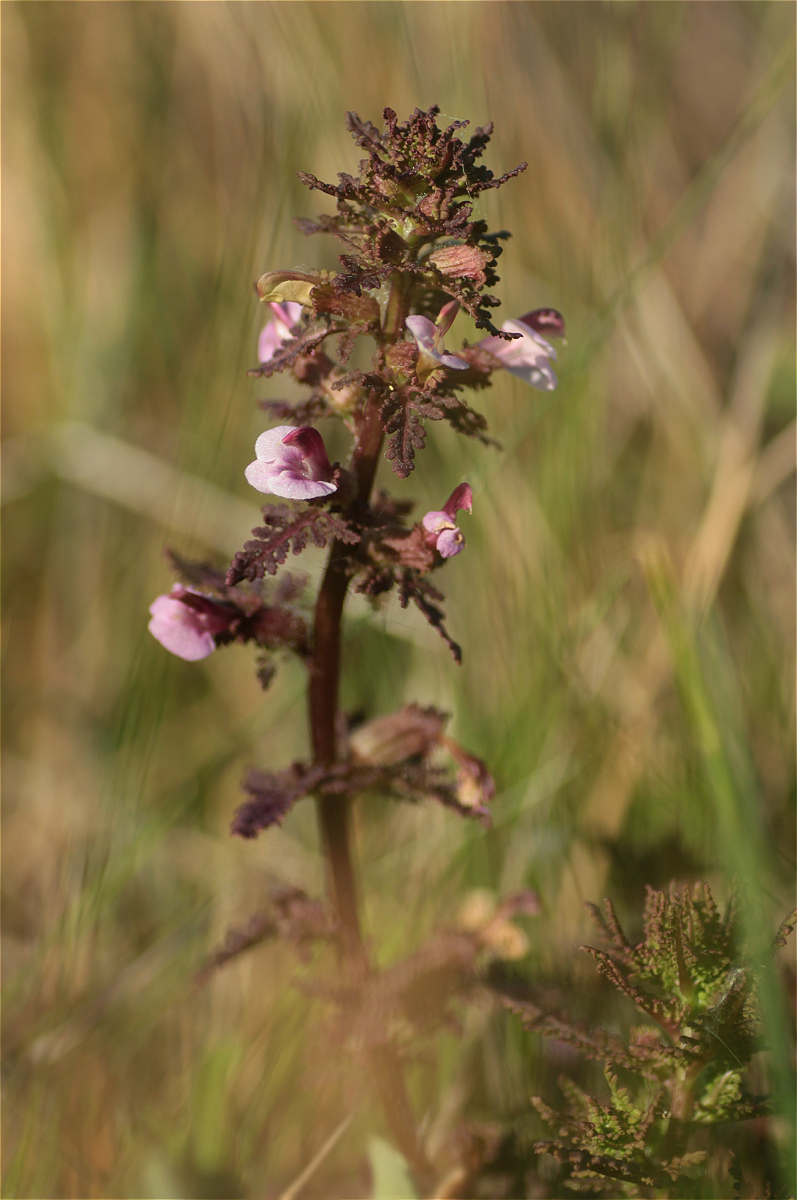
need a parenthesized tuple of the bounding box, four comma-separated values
(309, 395, 384, 963)
(307, 277, 434, 1188)
(309, 274, 409, 941)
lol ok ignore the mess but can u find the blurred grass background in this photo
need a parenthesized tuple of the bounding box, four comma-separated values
(2, 2, 795, 1197)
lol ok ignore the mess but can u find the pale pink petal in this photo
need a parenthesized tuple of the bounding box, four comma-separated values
(258, 302, 303, 363)
(148, 595, 216, 661)
(405, 315, 437, 352)
(503, 319, 557, 361)
(246, 426, 337, 499)
(422, 482, 472, 557)
(437, 351, 469, 371)
(258, 322, 283, 364)
(254, 426, 300, 461)
(422, 509, 451, 535)
(478, 319, 558, 391)
(267, 472, 337, 500)
(506, 361, 557, 390)
(244, 459, 280, 493)
(270, 300, 304, 329)
(407, 314, 468, 373)
(436, 528, 464, 558)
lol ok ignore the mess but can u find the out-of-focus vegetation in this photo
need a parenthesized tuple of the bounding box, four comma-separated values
(2, 3, 794, 1197)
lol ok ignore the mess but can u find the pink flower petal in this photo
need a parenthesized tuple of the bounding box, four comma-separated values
(245, 425, 337, 499)
(477, 319, 558, 391)
(267, 472, 337, 501)
(270, 300, 303, 329)
(437, 351, 469, 371)
(406, 311, 468, 376)
(422, 509, 452, 535)
(253, 425, 299, 461)
(257, 302, 303, 363)
(405, 315, 437, 352)
(244, 459, 281, 493)
(258, 322, 283, 364)
(436, 527, 464, 558)
(148, 595, 217, 660)
(503, 319, 557, 362)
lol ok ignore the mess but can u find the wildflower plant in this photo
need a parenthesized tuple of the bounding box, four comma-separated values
(148, 106, 563, 1190)
(493, 883, 797, 1199)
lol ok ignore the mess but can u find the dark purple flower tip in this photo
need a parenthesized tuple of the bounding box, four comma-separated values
(280, 426, 331, 465)
(518, 308, 566, 339)
(443, 482, 473, 519)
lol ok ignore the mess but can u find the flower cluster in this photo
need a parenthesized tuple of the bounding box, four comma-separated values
(148, 104, 565, 828)
(147, 109, 566, 840)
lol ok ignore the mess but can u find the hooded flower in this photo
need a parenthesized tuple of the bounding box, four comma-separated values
(258, 301, 304, 364)
(244, 425, 337, 501)
(477, 308, 565, 391)
(422, 482, 473, 558)
(406, 300, 469, 382)
(148, 586, 237, 661)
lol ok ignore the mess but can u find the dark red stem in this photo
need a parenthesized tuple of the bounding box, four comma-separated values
(307, 277, 433, 1188)
(309, 396, 384, 962)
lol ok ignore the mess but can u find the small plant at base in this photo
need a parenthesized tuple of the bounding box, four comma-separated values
(494, 882, 796, 1198)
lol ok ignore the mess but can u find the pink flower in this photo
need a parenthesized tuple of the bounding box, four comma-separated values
(148, 586, 236, 661)
(244, 425, 337, 501)
(406, 300, 469, 382)
(477, 308, 565, 391)
(258, 301, 304, 364)
(422, 482, 473, 558)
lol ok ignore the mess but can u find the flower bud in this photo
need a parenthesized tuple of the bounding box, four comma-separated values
(256, 270, 334, 309)
(428, 244, 490, 284)
(349, 705, 448, 766)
